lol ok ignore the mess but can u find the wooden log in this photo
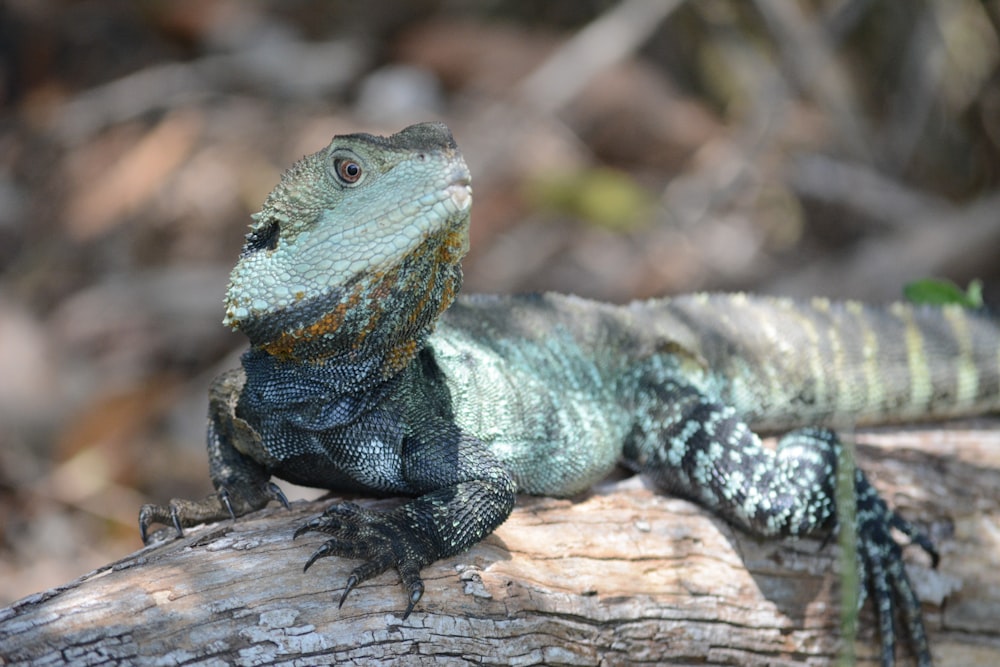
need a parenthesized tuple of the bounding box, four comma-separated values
(1, 423, 999, 666)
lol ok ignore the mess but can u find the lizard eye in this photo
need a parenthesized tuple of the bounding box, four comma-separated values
(334, 158, 363, 185)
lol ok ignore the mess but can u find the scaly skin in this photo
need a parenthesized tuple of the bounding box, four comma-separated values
(139, 122, 1000, 666)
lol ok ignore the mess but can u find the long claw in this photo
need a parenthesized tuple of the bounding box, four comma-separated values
(293, 517, 323, 540)
(219, 488, 236, 521)
(923, 541, 940, 569)
(267, 482, 290, 509)
(402, 581, 424, 620)
(303, 542, 333, 572)
(339, 574, 359, 609)
(169, 506, 185, 538)
(889, 512, 940, 567)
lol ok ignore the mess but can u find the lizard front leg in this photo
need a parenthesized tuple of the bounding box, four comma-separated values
(623, 373, 935, 667)
(294, 429, 516, 618)
(139, 369, 288, 543)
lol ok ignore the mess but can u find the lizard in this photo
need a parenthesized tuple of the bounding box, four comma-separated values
(139, 121, 1000, 667)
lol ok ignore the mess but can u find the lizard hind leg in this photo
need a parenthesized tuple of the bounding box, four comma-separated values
(622, 378, 934, 666)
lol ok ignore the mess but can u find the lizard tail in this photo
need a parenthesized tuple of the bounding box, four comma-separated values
(646, 294, 1000, 431)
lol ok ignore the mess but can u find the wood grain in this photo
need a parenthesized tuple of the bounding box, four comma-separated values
(1, 422, 998, 666)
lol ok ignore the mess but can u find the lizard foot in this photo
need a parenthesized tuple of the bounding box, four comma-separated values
(139, 482, 289, 544)
(853, 472, 937, 667)
(294, 502, 430, 619)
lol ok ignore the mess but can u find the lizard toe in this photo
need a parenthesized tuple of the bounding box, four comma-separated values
(854, 474, 934, 667)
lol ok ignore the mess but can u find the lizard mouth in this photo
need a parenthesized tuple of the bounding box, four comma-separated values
(446, 172, 473, 211)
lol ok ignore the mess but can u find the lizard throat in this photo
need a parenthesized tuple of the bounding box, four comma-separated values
(237, 225, 467, 374)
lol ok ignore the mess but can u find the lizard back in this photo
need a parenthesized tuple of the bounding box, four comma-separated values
(438, 292, 1000, 435)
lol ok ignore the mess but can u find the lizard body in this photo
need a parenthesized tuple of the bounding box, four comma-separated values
(139, 122, 1000, 666)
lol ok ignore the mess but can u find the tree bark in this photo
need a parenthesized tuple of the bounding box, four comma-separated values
(2, 423, 999, 666)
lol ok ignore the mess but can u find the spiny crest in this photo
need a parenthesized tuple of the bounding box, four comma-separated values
(252, 154, 333, 230)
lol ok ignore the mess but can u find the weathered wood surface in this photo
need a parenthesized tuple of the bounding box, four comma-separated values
(1, 422, 999, 666)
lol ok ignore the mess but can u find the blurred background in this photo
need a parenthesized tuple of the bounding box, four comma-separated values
(1, 0, 999, 605)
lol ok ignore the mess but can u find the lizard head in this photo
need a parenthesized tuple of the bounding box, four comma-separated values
(224, 122, 472, 369)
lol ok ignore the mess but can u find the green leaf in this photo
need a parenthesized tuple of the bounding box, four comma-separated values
(903, 278, 983, 308)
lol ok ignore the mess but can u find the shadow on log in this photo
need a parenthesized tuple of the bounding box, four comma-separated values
(2, 422, 999, 666)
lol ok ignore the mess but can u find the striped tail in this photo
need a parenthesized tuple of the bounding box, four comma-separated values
(650, 294, 1000, 432)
